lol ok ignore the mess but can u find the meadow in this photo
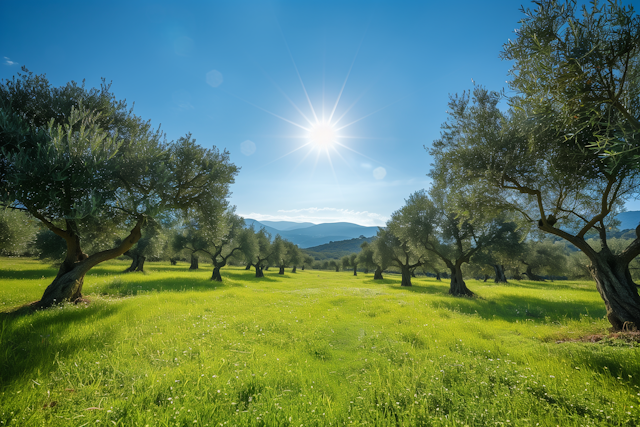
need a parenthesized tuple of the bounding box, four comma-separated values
(1, 257, 639, 426)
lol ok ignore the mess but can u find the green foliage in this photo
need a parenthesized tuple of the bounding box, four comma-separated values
(502, 0, 640, 165)
(0, 209, 37, 256)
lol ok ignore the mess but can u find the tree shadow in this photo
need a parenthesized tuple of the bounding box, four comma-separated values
(0, 269, 57, 280)
(0, 303, 120, 386)
(386, 281, 606, 323)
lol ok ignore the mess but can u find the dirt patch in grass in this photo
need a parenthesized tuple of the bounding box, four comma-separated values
(556, 331, 640, 345)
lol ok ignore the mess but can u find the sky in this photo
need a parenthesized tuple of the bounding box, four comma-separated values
(3, 1, 638, 226)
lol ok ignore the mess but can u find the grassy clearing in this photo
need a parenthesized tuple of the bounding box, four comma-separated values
(1, 257, 639, 426)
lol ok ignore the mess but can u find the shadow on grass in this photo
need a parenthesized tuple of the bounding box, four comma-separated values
(387, 281, 606, 324)
(0, 269, 58, 281)
(93, 269, 279, 296)
(0, 303, 120, 387)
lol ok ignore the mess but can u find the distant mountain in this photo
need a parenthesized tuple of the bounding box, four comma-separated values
(257, 220, 315, 231)
(244, 219, 379, 248)
(303, 236, 375, 260)
(617, 211, 640, 231)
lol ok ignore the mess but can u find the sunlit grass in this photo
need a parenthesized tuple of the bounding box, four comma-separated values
(1, 257, 639, 426)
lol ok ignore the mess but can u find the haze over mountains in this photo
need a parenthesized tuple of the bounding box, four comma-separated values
(244, 219, 379, 248)
(245, 211, 640, 249)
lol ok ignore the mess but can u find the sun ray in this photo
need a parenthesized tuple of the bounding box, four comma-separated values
(255, 141, 314, 170)
(328, 34, 365, 124)
(335, 95, 409, 132)
(276, 23, 320, 123)
(260, 69, 315, 127)
(221, 89, 311, 131)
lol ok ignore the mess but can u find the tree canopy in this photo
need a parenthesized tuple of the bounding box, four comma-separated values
(0, 69, 238, 307)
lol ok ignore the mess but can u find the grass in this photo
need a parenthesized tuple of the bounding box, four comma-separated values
(1, 257, 639, 426)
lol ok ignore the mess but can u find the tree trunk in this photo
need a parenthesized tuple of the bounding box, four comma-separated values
(374, 267, 383, 280)
(136, 256, 146, 272)
(483, 274, 489, 282)
(245, 263, 252, 270)
(292, 266, 297, 273)
(124, 252, 139, 272)
(589, 253, 640, 331)
(36, 220, 143, 309)
(353, 265, 357, 276)
(512, 269, 523, 281)
(335, 265, 339, 272)
(279, 265, 285, 274)
(493, 264, 507, 283)
(449, 265, 474, 297)
(170, 258, 177, 265)
(211, 266, 222, 282)
(189, 254, 199, 270)
(435, 272, 441, 281)
(524, 265, 545, 281)
(401, 266, 412, 286)
(301, 265, 304, 271)
(255, 266, 264, 278)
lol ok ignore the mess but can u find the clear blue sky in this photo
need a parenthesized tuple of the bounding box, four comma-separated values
(3, 1, 635, 225)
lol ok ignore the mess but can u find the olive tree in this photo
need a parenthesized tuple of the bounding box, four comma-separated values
(0, 70, 238, 308)
(432, 31, 640, 332)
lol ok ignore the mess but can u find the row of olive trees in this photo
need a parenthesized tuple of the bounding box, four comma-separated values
(420, 0, 640, 331)
(317, 0, 640, 331)
(0, 68, 239, 308)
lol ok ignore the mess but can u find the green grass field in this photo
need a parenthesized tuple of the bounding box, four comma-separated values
(1, 257, 639, 426)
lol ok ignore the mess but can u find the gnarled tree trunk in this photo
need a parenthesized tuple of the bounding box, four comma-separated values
(448, 264, 474, 297)
(435, 272, 441, 281)
(124, 251, 140, 272)
(292, 266, 297, 273)
(189, 254, 199, 270)
(136, 256, 146, 272)
(211, 266, 222, 282)
(36, 220, 143, 309)
(374, 267, 383, 280)
(493, 264, 507, 283)
(255, 265, 264, 278)
(401, 266, 412, 287)
(524, 265, 545, 281)
(589, 253, 640, 331)
(245, 263, 252, 270)
(279, 266, 285, 274)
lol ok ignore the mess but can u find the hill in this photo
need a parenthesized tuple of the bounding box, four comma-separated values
(303, 236, 375, 260)
(244, 219, 379, 248)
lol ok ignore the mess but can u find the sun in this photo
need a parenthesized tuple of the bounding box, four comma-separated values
(309, 122, 336, 147)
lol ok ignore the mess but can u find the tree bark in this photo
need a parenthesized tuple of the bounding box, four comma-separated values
(483, 274, 489, 282)
(245, 263, 252, 270)
(211, 267, 222, 282)
(435, 272, 441, 281)
(279, 266, 285, 274)
(136, 256, 146, 272)
(401, 266, 412, 287)
(524, 265, 545, 281)
(353, 265, 357, 276)
(589, 253, 640, 331)
(189, 254, 199, 270)
(449, 264, 474, 297)
(36, 220, 143, 309)
(493, 264, 507, 283)
(374, 267, 383, 280)
(255, 265, 264, 278)
(292, 266, 297, 273)
(124, 251, 139, 272)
